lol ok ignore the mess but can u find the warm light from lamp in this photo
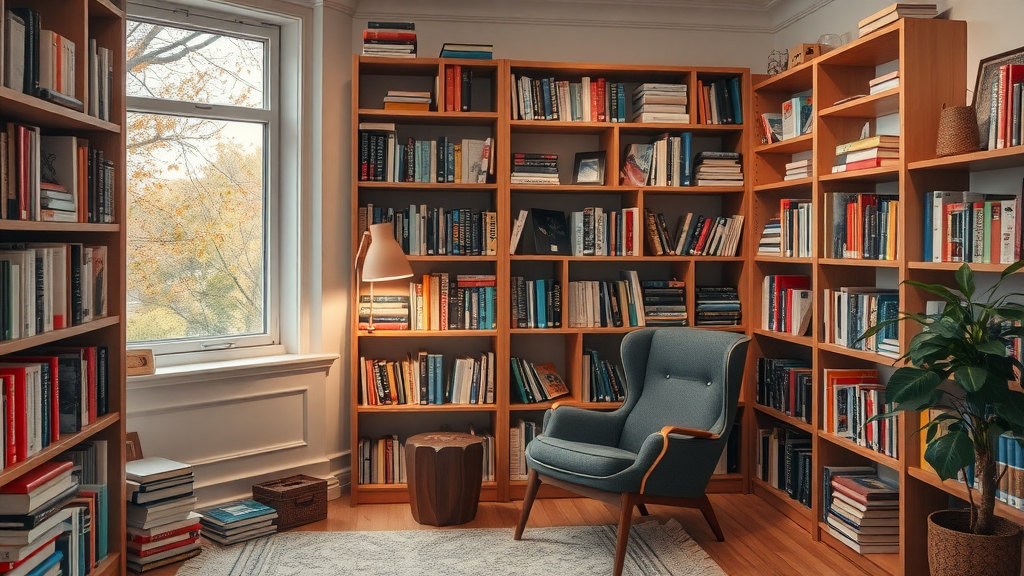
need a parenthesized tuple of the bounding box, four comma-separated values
(361, 222, 413, 282)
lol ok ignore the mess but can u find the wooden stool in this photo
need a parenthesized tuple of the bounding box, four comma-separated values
(405, 432, 484, 526)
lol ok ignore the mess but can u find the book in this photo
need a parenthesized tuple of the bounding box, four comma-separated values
(0, 462, 72, 495)
(199, 499, 275, 527)
(531, 364, 569, 400)
(530, 208, 570, 255)
(125, 457, 192, 484)
(620, 144, 654, 186)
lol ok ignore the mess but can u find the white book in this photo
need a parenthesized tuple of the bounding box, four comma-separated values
(1001, 199, 1017, 264)
(509, 209, 529, 255)
(790, 290, 813, 336)
(3, 13, 26, 92)
(582, 77, 591, 122)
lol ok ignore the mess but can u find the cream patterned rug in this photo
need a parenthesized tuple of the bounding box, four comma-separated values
(175, 520, 725, 576)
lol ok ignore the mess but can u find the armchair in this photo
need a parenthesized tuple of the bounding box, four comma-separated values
(514, 328, 749, 576)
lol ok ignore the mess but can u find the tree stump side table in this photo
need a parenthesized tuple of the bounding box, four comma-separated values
(405, 432, 484, 526)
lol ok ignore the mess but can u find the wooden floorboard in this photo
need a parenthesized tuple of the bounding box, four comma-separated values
(147, 493, 870, 576)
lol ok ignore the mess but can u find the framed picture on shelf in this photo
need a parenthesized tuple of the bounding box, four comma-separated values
(572, 151, 606, 185)
(972, 44, 1024, 149)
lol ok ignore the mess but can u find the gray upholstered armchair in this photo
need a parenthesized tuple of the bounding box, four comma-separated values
(514, 328, 749, 576)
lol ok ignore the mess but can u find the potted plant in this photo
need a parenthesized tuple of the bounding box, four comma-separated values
(863, 263, 1024, 576)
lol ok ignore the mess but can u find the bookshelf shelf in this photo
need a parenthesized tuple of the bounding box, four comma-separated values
(818, 166, 900, 183)
(358, 182, 498, 192)
(818, 258, 901, 268)
(907, 466, 1024, 523)
(509, 120, 620, 135)
(357, 404, 498, 413)
(817, 342, 898, 365)
(509, 255, 744, 262)
(94, 553, 122, 576)
(357, 330, 498, 338)
(818, 432, 899, 470)
(907, 261, 1019, 273)
(753, 178, 813, 193)
(357, 109, 499, 125)
(818, 523, 900, 576)
(752, 63, 813, 93)
(0, 413, 120, 486)
(0, 316, 120, 356)
(640, 186, 745, 195)
(753, 255, 813, 264)
(510, 185, 634, 193)
(405, 255, 499, 262)
(0, 221, 120, 232)
(754, 133, 813, 155)
(816, 24, 900, 67)
(0, 87, 121, 133)
(89, 0, 124, 18)
(908, 145, 1024, 172)
(752, 404, 813, 433)
(819, 88, 900, 119)
(751, 328, 813, 348)
(618, 123, 744, 135)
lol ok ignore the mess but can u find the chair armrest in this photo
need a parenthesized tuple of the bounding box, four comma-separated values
(660, 426, 719, 440)
(542, 405, 626, 447)
(635, 428, 725, 496)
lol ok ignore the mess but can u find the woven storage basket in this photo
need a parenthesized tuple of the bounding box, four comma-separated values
(936, 105, 981, 157)
(252, 474, 328, 530)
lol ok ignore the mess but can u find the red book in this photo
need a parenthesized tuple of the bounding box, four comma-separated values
(771, 275, 809, 331)
(444, 67, 454, 112)
(597, 79, 606, 122)
(0, 365, 30, 462)
(362, 30, 416, 42)
(0, 461, 72, 494)
(127, 522, 202, 545)
(625, 211, 634, 255)
(128, 536, 200, 559)
(1, 375, 13, 467)
(18, 125, 29, 220)
(512, 153, 557, 160)
(453, 65, 462, 114)
(839, 157, 898, 172)
(8, 356, 60, 444)
(1004, 65, 1024, 149)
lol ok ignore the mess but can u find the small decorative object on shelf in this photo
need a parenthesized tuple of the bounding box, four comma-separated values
(572, 151, 605, 185)
(935, 105, 981, 157)
(767, 50, 788, 76)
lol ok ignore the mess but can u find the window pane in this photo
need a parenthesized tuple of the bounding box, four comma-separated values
(127, 113, 266, 343)
(127, 20, 265, 108)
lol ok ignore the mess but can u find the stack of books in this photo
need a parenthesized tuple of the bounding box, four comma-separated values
(0, 461, 80, 576)
(357, 295, 409, 332)
(859, 3, 937, 37)
(870, 71, 900, 94)
(361, 21, 416, 58)
(757, 219, 782, 255)
(641, 280, 687, 327)
(125, 457, 200, 571)
(358, 352, 496, 406)
(582, 349, 626, 402)
(824, 472, 900, 554)
(784, 151, 813, 180)
(511, 153, 558, 185)
(439, 43, 492, 59)
(199, 499, 277, 546)
(832, 135, 900, 173)
(357, 436, 406, 485)
(755, 358, 812, 424)
(510, 277, 562, 329)
(509, 358, 569, 405)
(631, 83, 688, 123)
(693, 151, 743, 187)
(695, 286, 741, 326)
(383, 90, 431, 111)
(756, 427, 812, 507)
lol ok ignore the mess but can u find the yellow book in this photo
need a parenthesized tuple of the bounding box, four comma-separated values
(454, 144, 462, 183)
(835, 135, 901, 156)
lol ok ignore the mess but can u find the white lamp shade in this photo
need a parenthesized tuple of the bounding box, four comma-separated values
(361, 223, 413, 282)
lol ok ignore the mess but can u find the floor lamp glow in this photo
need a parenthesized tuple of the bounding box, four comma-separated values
(355, 222, 414, 333)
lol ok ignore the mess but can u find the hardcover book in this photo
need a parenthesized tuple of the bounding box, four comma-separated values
(530, 209, 570, 254)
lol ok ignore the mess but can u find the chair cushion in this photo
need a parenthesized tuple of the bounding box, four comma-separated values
(527, 436, 637, 478)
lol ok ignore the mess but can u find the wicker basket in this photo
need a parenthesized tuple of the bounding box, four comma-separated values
(936, 105, 981, 157)
(252, 474, 328, 530)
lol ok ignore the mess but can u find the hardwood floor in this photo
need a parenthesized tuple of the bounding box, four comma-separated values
(150, 494, 870, 575)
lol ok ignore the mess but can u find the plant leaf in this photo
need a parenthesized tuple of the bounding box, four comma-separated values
(995, 390, 1024, 428)
(928, 317, 963, 339)
(975, 339, 1009, 356)
(895, 389, 945, 412)
(925, 422, 939, 443)
(887, 367, 942, 404)
(954, 365, 991, 393)
(925, 430, 976, 481)
(955, 263, 975, 299)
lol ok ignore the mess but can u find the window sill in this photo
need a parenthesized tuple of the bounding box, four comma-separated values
(127, 353, 339, 390)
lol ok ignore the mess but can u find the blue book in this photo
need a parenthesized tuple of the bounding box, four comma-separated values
(617, 83, 626, 122)
(436, 355, 447, 403)
(452, 210, 460, 255)
(541, 79, 553, 120)
(681, 132, 693, 186)
(729, 77, 743, 124)
(202, 499, 275, 526)
(1015, 438, 1024, 508)
(998, 434, 1008, 501)
(923, 192, 933, 262)
(25, 551, 62, 576)
(446, 141, 455, 183)
(79, 484, 108, 561)
(485, 286, 495, 329)
(535, 280, 547, 328)
(439, 50, 492, 59)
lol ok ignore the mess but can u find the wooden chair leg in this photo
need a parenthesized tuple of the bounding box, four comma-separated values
(614, 493, 638, 576)
(514, 469, 541, 540)
(636, 503, 650, 516)
(696, 495, 725, 541)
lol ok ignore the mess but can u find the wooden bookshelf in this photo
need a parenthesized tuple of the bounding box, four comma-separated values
(352, 55, 751, 505)
(0, 0, 127, 573)
(749, 17, 970, 576)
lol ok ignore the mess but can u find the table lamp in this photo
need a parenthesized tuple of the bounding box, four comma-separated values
(355, 222, 414, 332)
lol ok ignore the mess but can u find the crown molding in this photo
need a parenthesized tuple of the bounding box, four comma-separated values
(770, 0, 835, 33)
(316, 0, 358, 15)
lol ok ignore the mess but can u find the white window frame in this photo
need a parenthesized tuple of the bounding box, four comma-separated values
(126, 2, 283, 361)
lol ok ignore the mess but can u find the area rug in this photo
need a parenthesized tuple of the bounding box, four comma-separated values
(175, 520, 725, 576)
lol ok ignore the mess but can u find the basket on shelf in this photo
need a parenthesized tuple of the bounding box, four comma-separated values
(935, 104, 981, 157)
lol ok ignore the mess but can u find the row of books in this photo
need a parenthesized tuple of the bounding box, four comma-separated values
(0, 451, 107, 576)
(566, 276, 645, 329)
(582, 349, 626, 402)
(832, 135, 899, 174)
(443, 64, 475, 112)
(823, 467, 900, 555)
(824, 369, 898, 458)
(695, 286, 741, 327)
(360, 204, 498, 257)
(754, 358, 811, 424)
(358, 352, 496, 406)
(568, 207, 642, 257)
(644, 209, 744, 257)
(759, 91, 811, 143)
(621, 147, 742, 188)
(2, 9, 114, 118)
(361, 22, 416, 58)
(923, 191, 1021, 264)
(125, 457, 202, 568)
(359, 275, 498, 331)
(757, 427, 812, 508)
(509, 420, 539, 481)
(510, 277, 562, 329)
(822, 287, 899, 358)
(826, 193, 900, 260)
(356, 125, 493, 184)
(645, 133, 693, 187)
(510, 358, 569, 405)
(990, 64, 1024, 150)
(761, 275, 812, 336)
(1, 128, 116, 223)
(695, 77, 742, 126)
(0, 243, 108, 340)
(779, 198, 813, 258)
(510, 152, 557, 185)
(510, 76, 633, 123)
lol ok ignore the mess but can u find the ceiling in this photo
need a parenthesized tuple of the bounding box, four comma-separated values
(529, 0, 781, 9)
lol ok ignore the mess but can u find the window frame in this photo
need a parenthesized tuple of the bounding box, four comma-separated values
(125, 3, 283, 360)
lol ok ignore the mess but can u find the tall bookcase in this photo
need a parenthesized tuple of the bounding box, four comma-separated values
(0, 0, 127, 575)
(746, 17, 1008, 576)
(350, 55, 752, 505)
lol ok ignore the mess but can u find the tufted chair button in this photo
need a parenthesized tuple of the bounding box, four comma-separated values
(706, 381, 712, 386)
(666, 374, 671, 379)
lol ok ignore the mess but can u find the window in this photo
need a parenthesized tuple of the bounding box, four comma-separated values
(126, 4, 280, 357)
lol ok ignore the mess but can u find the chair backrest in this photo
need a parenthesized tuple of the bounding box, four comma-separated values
(617, 329, 748, 454)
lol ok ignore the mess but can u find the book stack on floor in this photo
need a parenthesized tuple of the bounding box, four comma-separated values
(439, 43, 492, 59)
(784, 151, 813, 181)
(383, 90, 431, 111)
(923, 191, 1020, 264)
(641, 280, 687, 327)
(509, 359, 569, 405)
(761, 275, 812, 336)
(582, 349, 626, 402)
(199, 499, 277, 546)
(693, 151, 743, 187)
(632, 84, 688, 124)
(695, 286, 741, 327)
(361, 22, 416, 58)
(357, 437, 406, 485)
(824, 469, 900, 554)
(509, 419, 539, 480)
(756, 427, 812, 507)
(757, 219, 782, 256)
(511, 153, 558, 185)
(0, 461, 81, 576)
(510, 277, 562, 329)
(125, 457, 199, 571)
(826, 193, 900, 260)
(695, 76, 742, 125)
(755, 358, 812, 424)
(859, 3, 937, 37)
(832, 135, 900, 174)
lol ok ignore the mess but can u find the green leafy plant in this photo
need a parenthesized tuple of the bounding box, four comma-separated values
(862, 262, 1024, 535)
